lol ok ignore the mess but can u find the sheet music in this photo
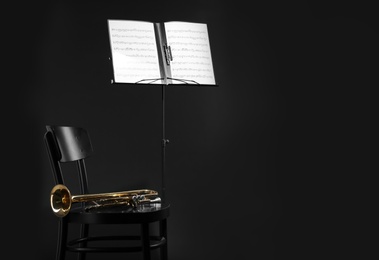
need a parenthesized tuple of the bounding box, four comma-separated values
(108, 20, 161, 83)
(164, 22, 216, 85)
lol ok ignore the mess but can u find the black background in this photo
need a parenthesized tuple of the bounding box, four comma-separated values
(3, 1, 377, 259)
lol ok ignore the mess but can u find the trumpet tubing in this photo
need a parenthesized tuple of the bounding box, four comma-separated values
(50, 184, 160, 217)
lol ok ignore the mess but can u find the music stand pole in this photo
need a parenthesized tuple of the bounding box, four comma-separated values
(161, 84, 169, 203)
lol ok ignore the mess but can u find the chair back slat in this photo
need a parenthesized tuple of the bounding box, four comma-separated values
(46, 125, 93, 162)
(45, 125, 93, 195)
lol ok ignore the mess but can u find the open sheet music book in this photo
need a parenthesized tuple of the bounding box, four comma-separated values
(107, 20, 216, 86)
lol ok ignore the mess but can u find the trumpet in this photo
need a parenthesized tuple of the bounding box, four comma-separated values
(50, 184, 161, 217)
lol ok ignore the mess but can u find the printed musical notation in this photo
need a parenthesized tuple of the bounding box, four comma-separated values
(108, 20, 216, 85)
(165, 22, 215, 85)
(108, 20, 161, 83)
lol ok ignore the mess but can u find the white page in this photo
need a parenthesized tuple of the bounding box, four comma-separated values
(108, 20, 161, 84)
(164, 22, 216, 85)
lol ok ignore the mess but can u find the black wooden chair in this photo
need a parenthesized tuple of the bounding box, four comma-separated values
(44, 125, 170, 260)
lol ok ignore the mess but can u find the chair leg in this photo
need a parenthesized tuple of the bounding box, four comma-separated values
(141, 223, 151, 260)
(77, 224, 89, 260)
(160, 219, 168, 260)
(56, 219, 67, 260)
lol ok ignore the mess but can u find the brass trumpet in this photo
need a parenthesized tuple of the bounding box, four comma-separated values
(50, 184, 161, 217)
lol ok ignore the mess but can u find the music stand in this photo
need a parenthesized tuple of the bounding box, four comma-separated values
(107, 19, 218, 203)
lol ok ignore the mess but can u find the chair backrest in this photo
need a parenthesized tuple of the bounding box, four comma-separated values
(44, 125, 93, 195)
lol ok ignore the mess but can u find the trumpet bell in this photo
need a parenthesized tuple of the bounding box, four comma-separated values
(51, 184, 72, 218)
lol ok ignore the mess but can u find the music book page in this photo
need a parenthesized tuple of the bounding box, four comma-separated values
(108, 20, 161, 84)
(108, 20, 216, 85)
(164, 22, 216, 85)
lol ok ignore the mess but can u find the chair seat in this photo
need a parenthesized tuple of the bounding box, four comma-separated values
(63, 204, 170, 253)
(66, 203, 170, 224)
